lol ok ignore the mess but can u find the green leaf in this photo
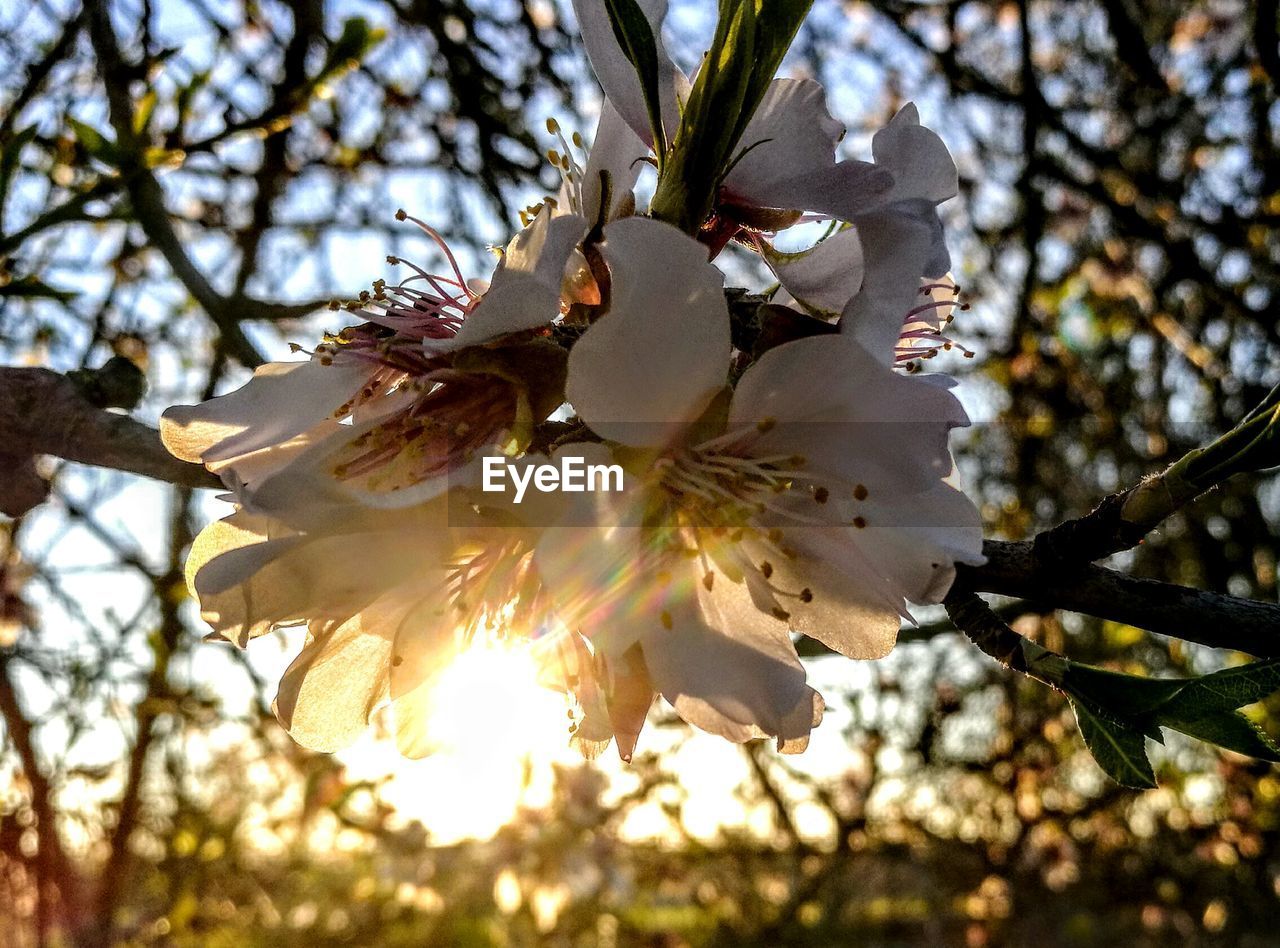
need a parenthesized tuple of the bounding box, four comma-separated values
(603, 0, 668, 157)
(68, 117, 119, 165)
(1161, 658, 1280, 716)
(1161, 709, 1280, 762)
(1055, 657, 1280, 785)
(1068, 694, 1156, 789)
(1061, 663, 1186, 720)
(133, 88, 159, 136)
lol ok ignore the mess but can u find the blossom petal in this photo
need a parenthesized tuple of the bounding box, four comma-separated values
(746, 533, 903, 659)
(729, 335, 968, 496)
(839, 213, 937, 364)
(570, 0, 687, 146)
(764, 225, 863, 317)
(161, 357, 368, 480)
(873, 103, 958, 206)
(639, 555, 813, 743)
(566, 218, 730, 446)
(273, 596, 416, 753)
(724, 79, 889, 217)
(571, 99, 648, 225)
(441, 208, 589, 350)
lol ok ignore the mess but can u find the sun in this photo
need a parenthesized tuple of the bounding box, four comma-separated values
(338, 638, 583, 843)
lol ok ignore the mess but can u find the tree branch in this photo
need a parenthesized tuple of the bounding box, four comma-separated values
(959, 540, 1280, 658)
(0, 365, 219, 515)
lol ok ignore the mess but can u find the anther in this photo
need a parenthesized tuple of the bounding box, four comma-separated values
(660, 610, 673, 630)
(813, 486, 829, 504)
(760, 561, 774, 579)
(853, 484, 868, 501)
(799, 588, 813, 603)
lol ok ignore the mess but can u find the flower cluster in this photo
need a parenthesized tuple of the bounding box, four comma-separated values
(163, 0, 984, 761)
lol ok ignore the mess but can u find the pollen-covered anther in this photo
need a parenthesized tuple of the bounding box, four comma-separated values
(702, 571, 715, 591)
(799, 587, 813, 603)
(756, 416, 777, 433)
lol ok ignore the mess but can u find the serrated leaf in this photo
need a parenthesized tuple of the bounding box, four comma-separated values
(1061, 662, 1187, 718)
(1068, 694, 1156, 789)
(1162, 709, 1280, 762)
(603, 0, 668, 156)
(1162, 659, 1280, 717)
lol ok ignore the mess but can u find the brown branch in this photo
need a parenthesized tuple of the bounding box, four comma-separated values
(960, 540, 1280, 658)
(88, 490, 192, 945)
(0, 652, 77, 942)
(0, 365, 219, 515)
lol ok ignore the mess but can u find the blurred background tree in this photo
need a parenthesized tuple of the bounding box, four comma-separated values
(0, 0, 1278, 945)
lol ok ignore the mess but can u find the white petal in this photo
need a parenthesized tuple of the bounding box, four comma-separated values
(189, 503, 451, 645)
(718, 79, 892, 217)
(440, 208, 589, 350)
(729, 335, 967, 495)
(641, 558, 812, 743)
(566, 217, 730, 446)
(873, 103, 958, 206)
(839, 213, 937, 364)
(746, 533, 903, 659)
(390, 597, 465, 759)
(764, 225, 863, 318)
(570, 0, 687, 146)
(273, 595, 415, 753)
(723, 79, 855, 208)
(571, 99, 648, 225)
(161, 357, 368, 478)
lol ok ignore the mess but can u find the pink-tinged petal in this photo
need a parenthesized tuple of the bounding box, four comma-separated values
(161, 357, 369, 478)
(763, 225, 863, 318)
(273, 595, 418, 753)
(566, 217, 730, 446)
(440, 208, 589, 350)
(839, 213, 937, 364)
(570, 0, 687, 147)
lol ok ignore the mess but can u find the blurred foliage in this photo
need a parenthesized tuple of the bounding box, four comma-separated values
(1, 0, 1279, 945)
